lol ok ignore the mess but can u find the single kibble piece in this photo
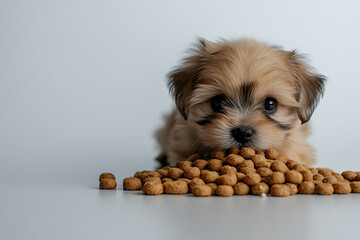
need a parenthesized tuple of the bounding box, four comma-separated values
(315, 183, 334, 195)
(200, 170, 219, 183)
(216, 185, 234, 197)
(350, 181, 360, 193)
(156, 168, 168, 178)
(252, 154, 269, 168)
(99, 173, 116, 181)
(177, 178, 192, 185)
(238, 160, 255, 169)
(236, 172, 246, 182)
(224, 154, 244, 166)
(162, 178, 173, 183)
(300, 169, 313, 182)
(309, 168, 318, 175)
(342, 171, 358, 181)
(286, 160, 298, 169)
(239, 167, 257, 175)
(318, 168, 333, 177)
(193, 159, 208, 170)
(123, 177, 142, 190)
(323, 175, 337, 184)
(142, 182, 163, 195)
(240, 147, 256, 159)
(183, 167, 201, 179)
(298, 181, 315, 194)
(291, 164, 308, 172)
(168, 168, 184, 180)
(144, 177, 162, 185)
(216, 173, 237, 186)
(313, 174, 324, 183)
(275, 155, 288, 163)
(286, 183, 298, 195)
(228, 147, 240, 154)
(270, 184, 290, 197)
(220, 165, 237, 175)
(163, 181, 189, 194)
(233, 182, 250, 195)
(185, 153, 200, 162)
(207, 159, 223, 171)
(257, 167, 273, 177)
(265, 148, 279, 160)
(251, 183, 269, 196)
(333, 182, 352, 194)
(243, 173, 261, 185)
(271, 160, 289, 173)
(285, 170, 303, 184)
(139, 171, 162, 182)
(267, 172, 286, 185)
(212, 149, 226, 159)
(256, 150, 265, 156)
(99, 178, 117, 189)
(356, 175, 360, 181)
(177, 160, 193, 170)
(134, 171, 142, 178)
(207, 183, 218, 195)
(192, 185, 212, 197)
(189, 178, 206, 192)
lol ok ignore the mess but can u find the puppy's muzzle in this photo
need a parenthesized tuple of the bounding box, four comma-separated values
(231, 127, 254, 144)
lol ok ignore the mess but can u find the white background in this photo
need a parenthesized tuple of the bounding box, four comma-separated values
(1, 0, 360, 183)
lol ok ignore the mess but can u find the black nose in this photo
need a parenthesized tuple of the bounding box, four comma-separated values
(231, 127, 254, 143)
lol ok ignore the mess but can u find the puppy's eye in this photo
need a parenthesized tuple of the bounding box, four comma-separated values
(210, 95, 228, 112)
(263, 97, 278, 114)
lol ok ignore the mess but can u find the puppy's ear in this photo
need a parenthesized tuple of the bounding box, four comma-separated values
(288, 51, 326, 124)
(168, 39, 215, 120)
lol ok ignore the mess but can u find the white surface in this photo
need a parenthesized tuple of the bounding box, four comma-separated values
(1, 1, 360, 239)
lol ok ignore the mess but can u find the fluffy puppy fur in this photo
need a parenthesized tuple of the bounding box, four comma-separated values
(156, 38, 325, 166)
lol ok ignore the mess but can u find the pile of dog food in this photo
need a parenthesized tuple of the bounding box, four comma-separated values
(101, 148, 360, 197)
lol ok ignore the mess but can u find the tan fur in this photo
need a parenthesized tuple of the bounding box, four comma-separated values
(157, 38, 325, 166)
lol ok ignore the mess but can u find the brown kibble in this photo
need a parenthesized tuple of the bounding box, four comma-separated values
(318, 168, 333, 177)
(333, 173, 345, 181)
(200, 170, 219, 183)
(99, 178, 117, 189)
(207, 183, 218, 195)
(193, 159, 208, 170)
(240, 147, 256, 159)
(228, 147, 240, 154)
(183, 167, 201, 179)
(216, 185, 234, 196)
(138, 171, 162, 182)
(161, 178, 173, 183)
(142, 182, 163, 195)
(257, 167, 273, 177)
(238, 160, 255, 169)
(356, 175, 360, 181)
(212, 149, 226, 159)
(224, 154, 244, 166)
(192, 185, 212, 197)
(216, 173, 237, 186)
(265, 148, 279, 160)
(285, 170, 303, 184)
(99, 173, 116, 181)
(323, 175, 337, 184)
(286, 183, 298, 195)
(243, 173, 261, 185)
(255, 150, 265, 156)
(286, 160, 298, 169)
(156, 168, 168, 178)
(251, 183, 269, 196)
(252, 154, 270, 168)
(144, 177, 162, 185)
(271, 160, 289, 173)
(236, 172, 246, 182)
(342, 171, 358, 181)
(163, 181, 188, 194)
(123, 177, 142, 190)
(333, 182, 352, 194)
(300, 169, 313, 182)
(313, 174, 324, 183)
(207, 159, 223, 171)
(315, 183, 334, 195)
(134, 171, 142, 178)
(267, 172, 286, 185)
(233, 182, 250, 195)
(350, 181, 360, 193)
(168, 168, 184, 180)
(220, 165, 237, 175)
(189, 178, 206, 192)
(298, 181, 315, 194)
(239, 167, 256, 175)
(310, 168, 318, 175)
(291, 164, 308, 172)
(275, 155, 288, 163)
(270, 184, 290, 197)
(177, 160, 193, 170)
(185, 153, 200, 162)
(177, 178, 192, 185)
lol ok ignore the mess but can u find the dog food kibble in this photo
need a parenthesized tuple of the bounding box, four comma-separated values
(315, 183, 334, 195)
(142, 182, 163, 195)
(251, 183, 269, 196)
(298, 181, 315, 194)
(99, 173, 116, 181)
(120, 147, 360, 197)
(123, 177, 142, 190)
(168, 168, 184, 180)
(193, 159, 209, 170)
(216, 185, 234, 197)
(285, 170, 303, 184)
(192, 184, 212, 197)
(100, 178, 117, 189)
(270, 184, 290, 197)
(350, 182, 360, 193)
(163, 181, 189, 194)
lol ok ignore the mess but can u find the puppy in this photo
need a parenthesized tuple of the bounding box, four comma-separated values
(156, 38, 325, 166)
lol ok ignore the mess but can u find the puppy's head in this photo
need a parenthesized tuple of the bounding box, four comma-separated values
(168, 38, 325, 151)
